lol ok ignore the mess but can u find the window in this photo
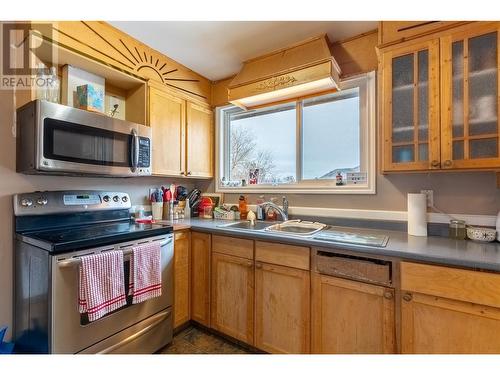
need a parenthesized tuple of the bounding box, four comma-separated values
(216, 71, 376, 194)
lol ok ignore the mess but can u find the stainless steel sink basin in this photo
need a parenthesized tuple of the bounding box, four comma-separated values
(265, 220, 327, 236)
(218, 221, 274, 230)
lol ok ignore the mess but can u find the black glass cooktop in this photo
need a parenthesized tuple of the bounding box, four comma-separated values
(22, 220, 172, 253)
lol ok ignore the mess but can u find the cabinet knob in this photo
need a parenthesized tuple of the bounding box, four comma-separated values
(443, 160, 452, 168)
(431, 160, 440, 168)
(402, 293, 413, 302)
(255, 262, 262, 269)
(384, 291, 394, 300)
(186, 171, 192, 176)
(179, 171, 185, 176)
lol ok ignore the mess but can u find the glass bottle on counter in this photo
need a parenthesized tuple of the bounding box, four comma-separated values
(239, 195, 248, 220)
(449, 219, 466, 240)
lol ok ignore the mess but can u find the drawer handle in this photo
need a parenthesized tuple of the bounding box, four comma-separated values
(402, 293, 413, 302)
(384, 291, 394, 300)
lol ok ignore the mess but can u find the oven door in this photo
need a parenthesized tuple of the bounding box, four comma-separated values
(51, 234, 173, 354)
(35, 100, 151, 176)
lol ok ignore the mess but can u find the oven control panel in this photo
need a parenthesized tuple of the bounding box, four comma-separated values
(14, 191, 132, 216)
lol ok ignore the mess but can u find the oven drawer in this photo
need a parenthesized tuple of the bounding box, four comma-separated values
(51, 234, 173, 353)
(314, 250, 392, 286)
(78, 308, 172, 354)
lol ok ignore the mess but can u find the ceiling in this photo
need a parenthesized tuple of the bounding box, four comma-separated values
(109, 21, 378, 81)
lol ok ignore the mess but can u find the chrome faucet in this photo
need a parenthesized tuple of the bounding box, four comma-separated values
(260, 197, 289, 221)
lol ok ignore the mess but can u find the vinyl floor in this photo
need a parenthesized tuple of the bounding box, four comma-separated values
(159, 326, 253, 354)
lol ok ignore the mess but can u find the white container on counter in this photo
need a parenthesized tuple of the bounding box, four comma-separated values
(407, 193, 427, 237)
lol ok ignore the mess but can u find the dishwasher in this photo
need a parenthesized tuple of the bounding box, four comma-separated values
(311, 248, 396, 354)
(313, 249, 393, 286)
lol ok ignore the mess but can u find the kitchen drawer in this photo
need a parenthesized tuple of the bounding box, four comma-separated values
(380, 21, 461, 45)
(314, 250, 391, 286)
(174, 231, 189, 240)
(401, 262, 500, 308)
(255, 241, 310, 270)
(212, 235, 253, 259)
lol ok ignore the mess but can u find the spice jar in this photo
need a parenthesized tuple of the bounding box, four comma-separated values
(449, 219, 466, 240)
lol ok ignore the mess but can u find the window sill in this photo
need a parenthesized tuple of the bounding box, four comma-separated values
(215, 184, 376, 195)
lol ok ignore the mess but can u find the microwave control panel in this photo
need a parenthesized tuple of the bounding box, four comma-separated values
(138, 137, 151, 168)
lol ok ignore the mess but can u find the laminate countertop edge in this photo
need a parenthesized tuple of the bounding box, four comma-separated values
(165, 218, 500, 273)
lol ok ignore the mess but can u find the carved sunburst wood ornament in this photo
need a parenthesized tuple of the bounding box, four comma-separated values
(54, 21, 205, 99)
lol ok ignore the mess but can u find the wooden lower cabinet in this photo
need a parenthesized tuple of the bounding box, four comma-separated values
(401, 292, 500, 353)
(211, 252, 254, 345)
(173, 230, 190, 329)
(311, 274, 396, 354)
(255, 262, 310, 353)
(401, 261, 500, 353)
(190, 232, 211, 326)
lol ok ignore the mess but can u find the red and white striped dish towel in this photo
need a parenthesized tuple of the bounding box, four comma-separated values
(78, 251, 127, 322)
(128, 242, 162, 304)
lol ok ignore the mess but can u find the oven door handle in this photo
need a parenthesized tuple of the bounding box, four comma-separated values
(97, 309, 171, 354)
(57, 237, 172, 268)
(130, 128, 139, 173)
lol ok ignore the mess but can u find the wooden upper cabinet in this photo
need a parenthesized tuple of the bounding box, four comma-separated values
(311, 274, 396, 354)
(211, 252, 254, 345)
(173, 230, 190, 329)
(381, 39, 441, 172)
(149, 84, 214, 178)
(440, 23, 500, 170)
(401, 262, 500, 353)
(190, 232, 211, 326)
(149, 86, 186, 176)
(381, 22, 500, 172)
(255, 262, 310, 354)
(379, 21, 463, 46)
(186, 102, 214, 178)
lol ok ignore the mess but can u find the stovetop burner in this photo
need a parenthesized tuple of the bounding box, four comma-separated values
(22, 220, 172, 253)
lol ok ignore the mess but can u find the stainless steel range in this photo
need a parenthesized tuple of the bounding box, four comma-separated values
(13, 190, 173, 354)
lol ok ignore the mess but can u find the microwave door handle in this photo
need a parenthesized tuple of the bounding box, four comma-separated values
(130, 129, 139, 172)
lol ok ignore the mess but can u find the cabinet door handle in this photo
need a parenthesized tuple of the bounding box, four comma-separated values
(431, 160, 440, 168)
(179, 171, 185, 176)
(384, 291, 394, 300)
(255, 262, 262, 269)
(443, 160, 452, 168)
(186, 171, 192, 176)
(402, 293, 413, 302)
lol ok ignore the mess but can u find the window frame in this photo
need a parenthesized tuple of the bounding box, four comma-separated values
(215, 71, 376, 194)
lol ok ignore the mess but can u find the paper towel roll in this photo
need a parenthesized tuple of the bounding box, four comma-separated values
(407, 193, 427, 236)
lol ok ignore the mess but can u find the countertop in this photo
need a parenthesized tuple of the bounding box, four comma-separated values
(160, 218, 500, 272)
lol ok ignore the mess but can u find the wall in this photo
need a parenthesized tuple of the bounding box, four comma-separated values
(330, 29, 379, 78)
(0, 90, 199, 338)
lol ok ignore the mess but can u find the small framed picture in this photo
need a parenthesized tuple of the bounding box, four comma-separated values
(249, 168, 259, 184)
(200, 193, 223, 207)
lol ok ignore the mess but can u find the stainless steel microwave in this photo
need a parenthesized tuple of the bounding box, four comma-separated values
(16, 100, 152, 177)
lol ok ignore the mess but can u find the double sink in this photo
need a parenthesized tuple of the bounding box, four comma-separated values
(217, 219, 389, 247)
(220, 219, 326, 236)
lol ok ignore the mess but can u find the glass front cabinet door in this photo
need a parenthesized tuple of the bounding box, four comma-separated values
(381, 39, 441, 171)
(440, 24, 500, 170)
(382, 22, 500, 172)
